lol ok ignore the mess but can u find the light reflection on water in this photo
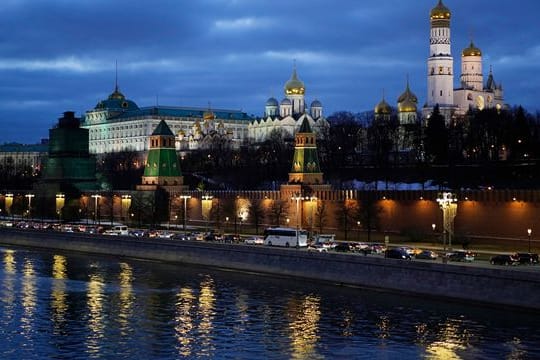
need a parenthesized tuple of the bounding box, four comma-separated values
(0, 246, 539, 360)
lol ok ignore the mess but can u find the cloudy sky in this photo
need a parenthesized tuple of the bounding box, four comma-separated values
(1, 0, 539, 143)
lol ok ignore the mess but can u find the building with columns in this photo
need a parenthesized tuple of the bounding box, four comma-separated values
(248, 66, 329, 142)
(81, 85, 252, 155)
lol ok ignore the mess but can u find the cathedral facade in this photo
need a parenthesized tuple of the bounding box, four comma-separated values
(376, 0, 506, 124)
(248, 67, 329, 142)
(423, 0, 505, 121)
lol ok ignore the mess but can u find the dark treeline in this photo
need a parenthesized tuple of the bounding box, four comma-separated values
(3, 105, 540, 192)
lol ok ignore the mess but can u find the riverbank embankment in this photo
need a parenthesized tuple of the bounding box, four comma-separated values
(1, 228, 539, 311)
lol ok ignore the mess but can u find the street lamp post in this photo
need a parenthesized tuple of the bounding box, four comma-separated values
(225, 216, 229, 233)
(292, 192, 303, 248)
(180, 195, 191, 231)
(56, 193, 65, 223)
(202, 194, 213, 233)
(25, 194, 35, 221)
(528, 228, 532, 253)
(91, 194, 101, 225)
(121, 195, 131, 223)
(436, 192, 458, 261)
(357, 220, 361, 241)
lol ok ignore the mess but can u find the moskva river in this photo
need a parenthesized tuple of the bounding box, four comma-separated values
(1, 245, 539, 360)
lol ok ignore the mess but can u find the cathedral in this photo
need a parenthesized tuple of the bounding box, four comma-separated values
(376, 0, 505, 123)
(248, 66, 330, 142)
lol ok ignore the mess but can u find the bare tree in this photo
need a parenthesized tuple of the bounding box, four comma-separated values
(268, 199, 289, 226)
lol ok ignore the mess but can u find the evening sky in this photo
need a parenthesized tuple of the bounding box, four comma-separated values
(0, 0, 538, 143)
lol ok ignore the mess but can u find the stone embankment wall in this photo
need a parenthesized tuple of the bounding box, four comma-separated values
(1, 228, 539, 311)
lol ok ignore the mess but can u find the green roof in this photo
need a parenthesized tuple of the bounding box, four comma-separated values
(152, 120, 174, 136)
(298, 117, 313, 133)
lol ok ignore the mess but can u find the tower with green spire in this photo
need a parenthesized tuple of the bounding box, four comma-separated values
(289, 118, 324, 184)
(138, 120, 186, 193)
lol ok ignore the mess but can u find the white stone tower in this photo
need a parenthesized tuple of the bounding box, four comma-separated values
(460, 41, 483, 91)
(425, 0, 455, 121)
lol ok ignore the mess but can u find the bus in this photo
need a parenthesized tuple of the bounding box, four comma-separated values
(263, 227, 309, 247)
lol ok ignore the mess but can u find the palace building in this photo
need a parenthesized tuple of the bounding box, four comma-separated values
(81, 84, 252, 155)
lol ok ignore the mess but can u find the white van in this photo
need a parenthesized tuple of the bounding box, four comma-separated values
(104, 225, 129, 236)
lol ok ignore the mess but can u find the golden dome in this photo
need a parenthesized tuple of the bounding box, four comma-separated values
(462, 41, 482, 57)
(430, 0, 451, 21)
(397, 81, 418, 104)
(398, 98, 417, 113)
(284, 67, 305, 95)
(375, 98, 392, 115)
(203, 110, 215, 120)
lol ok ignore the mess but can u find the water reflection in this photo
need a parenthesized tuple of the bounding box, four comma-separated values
(0, 247, 539, 360)
(21, 259, 37, 339)
(117, 262, 134, 334)
(1, 250, 16, 330)
(197, 276, 216, 357)
(51, 255, 68, 333)
(288, 294, 322, 360)
(86, 268, 105, 356)
(175, 287, 196, 357)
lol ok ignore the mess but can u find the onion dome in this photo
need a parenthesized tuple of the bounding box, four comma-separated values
(311, 99, 322, 107)
(398, 98, 417, 113)
(462, 41, 482, 57)
(430, 0, 451, 20)
(178, 129, 185, 136)
(281, 98, 292, 106)
(397, 82, 418, 104)
(203, 110, 215, 120)
(266, 97, 279, 107)
(375, 98, 392, 115)
(284, 67, 305, 95)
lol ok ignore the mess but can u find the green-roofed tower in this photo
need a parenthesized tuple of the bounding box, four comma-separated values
(138, 120, 185, 193)
(289, 117, 324, 184)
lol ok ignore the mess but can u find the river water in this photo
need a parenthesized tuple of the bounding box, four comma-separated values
(0, 245, 539, 360)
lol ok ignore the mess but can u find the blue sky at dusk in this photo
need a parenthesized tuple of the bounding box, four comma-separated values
(1, 0, 539, 143)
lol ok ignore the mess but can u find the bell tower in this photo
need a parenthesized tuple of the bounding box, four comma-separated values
(425, 0, 455, 122)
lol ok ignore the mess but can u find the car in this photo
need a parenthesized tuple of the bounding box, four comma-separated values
(370, 243, 387, 254)
(385, 248, 412, 260)
(517, 253, 539, 265)
(244, 236, 264, 245)
(490, 254, 520, 266)
(223, 234, 240, 243)
(415, 250, 438, 260)
(334, 242, 353, 252)
(398, 246, 415, 256)
(307, 244, 328, 253)
(447, 251, 475, 262)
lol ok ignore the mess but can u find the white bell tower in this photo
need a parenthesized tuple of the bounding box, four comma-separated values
(425, 1, 455, 121)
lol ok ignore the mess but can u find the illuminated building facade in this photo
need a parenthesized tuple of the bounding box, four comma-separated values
(249, 66, 329, 142)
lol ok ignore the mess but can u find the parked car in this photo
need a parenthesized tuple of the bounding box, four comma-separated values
(447, 251, 475, 262)
(385, 248, 412, 260)
(370, 243, 387, 254)
(334, 242, 354, 252)
(490, 254, 520, 266)
(517, 253, 539, 265)
(244, 236, 264, 245)
(415, 250, 438, 260)
(307, 244, 328, 253)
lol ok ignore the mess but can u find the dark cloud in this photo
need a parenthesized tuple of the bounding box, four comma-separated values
(0, 0, 538, 143)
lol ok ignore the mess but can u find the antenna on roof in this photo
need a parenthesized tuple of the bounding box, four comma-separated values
(115, 60, 118, 91)
(156, 94, 159, 106)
